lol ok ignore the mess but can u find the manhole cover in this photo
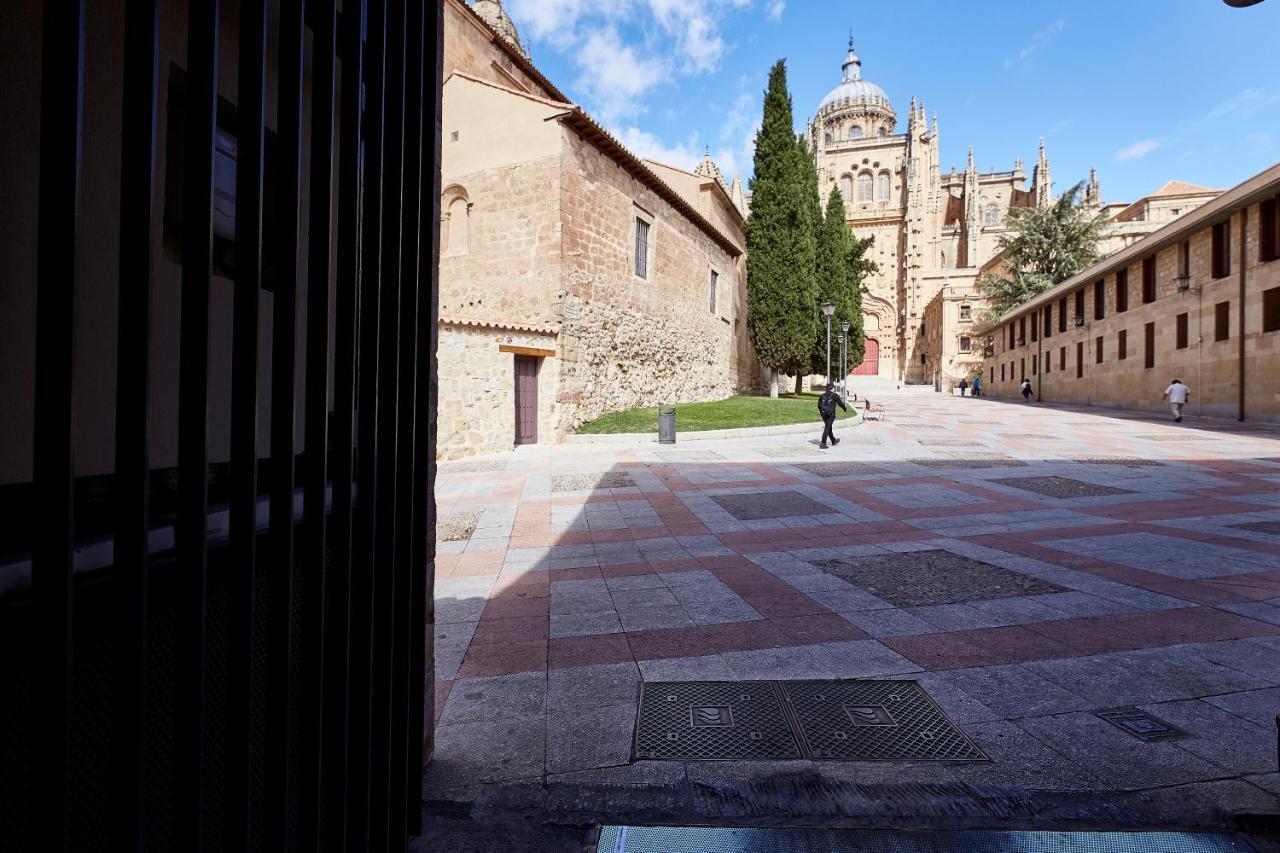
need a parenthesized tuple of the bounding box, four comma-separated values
(783, 680, 987, 761)
(1096, 707, 1189, 742)
(634, 681, 801, 760)
(989, 476, 1133, 499)
(634, 680, 986, 762)
(816, 550, 1064, 606)
(790, 462, 885, 478)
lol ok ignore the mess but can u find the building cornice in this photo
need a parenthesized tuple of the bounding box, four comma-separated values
(440, 316, 560, 335)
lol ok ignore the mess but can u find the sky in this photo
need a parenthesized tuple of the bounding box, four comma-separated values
(502, 0, 1280, 204)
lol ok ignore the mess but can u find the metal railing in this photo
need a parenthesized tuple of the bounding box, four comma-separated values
(8, 0, 440, 849)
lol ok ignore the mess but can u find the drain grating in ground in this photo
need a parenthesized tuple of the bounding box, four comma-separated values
(781, 679, 987, 760)
(656, 450, 725, 462)
(1072, 456, 1164, 467)
(988, 476, 1133, 499)
(909, 456, 1027, 470)
(596, 827, 1255, 853)
(915, 439, 985, 448)
(1096, 707, 1189, 742)
(437, 510, 482, 542)
(551, 472, 635, 492)
(1230, 520, 1280, 536)
(438, 459, 506, 474)
(712, 491, 835, 521)
(634, 680, 985, 762)
(816, 550, 1064, 606)
(789, 461, 885, 478)
(633, 681, 801, 760)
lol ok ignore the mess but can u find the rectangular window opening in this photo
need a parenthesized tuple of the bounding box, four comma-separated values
(1116, 269, 1129, 313)
(1144, 322, 1155, 369)
(634, 216, 651, 279)
(1214, 301, 1230, 342)
(1212, 220, 1232, 279)
(1142, 256, 1156, 304)
(1118, 329, 1128, 361)
(1176, 313, 1189, 349)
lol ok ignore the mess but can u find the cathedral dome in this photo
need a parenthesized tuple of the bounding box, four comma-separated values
(818, 39, 891, 113)
(471, 0, 528, 57)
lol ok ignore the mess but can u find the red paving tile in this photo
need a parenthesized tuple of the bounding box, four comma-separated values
(700, 620, 791, 654)
(470, 616, 550, 646)
(742, 593, 831, 619)
(433, 679, 453, 719)
(771, 613, 868, 644)
(455, 640, 548, 679)
(548, 566, 603, 581)
(479, 595, 549, 621)
(549, 634, 635, 669)
(625, 627, 702, 661)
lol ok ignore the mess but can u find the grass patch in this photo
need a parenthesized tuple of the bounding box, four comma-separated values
(576, 393, 858, 434)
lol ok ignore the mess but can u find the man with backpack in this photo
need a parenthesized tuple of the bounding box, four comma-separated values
(817, 383, 848, 449)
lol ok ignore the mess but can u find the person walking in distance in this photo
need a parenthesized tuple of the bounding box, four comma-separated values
(1020, 377, 1033, 402)
(1163, 378, 1191, 423)
(958, 378, 969, 397)
(971, 375, 982, 398)
(817, 383, 848, 449)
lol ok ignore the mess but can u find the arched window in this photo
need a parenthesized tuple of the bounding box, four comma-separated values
(840, 174, 853, 202)
(442, 185, 471, 255)
(878, 127, 888, 137)
(856, 172, 873, 202)
(849, 126, 863, 140)
(824, 132, 832, 145)
(984, 205, 1000, 225)
(876, 172, 890, 200)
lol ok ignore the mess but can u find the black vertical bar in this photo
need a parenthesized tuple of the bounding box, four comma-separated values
(226, 0, 267, 847)
(370, 0, 405, 844)
(408, 0, 444, 835)
(322, 0, 365, 846)
(299, 0, 337, 847)
(111, 0, 159, 848)
(348, 0, 386, 843)
(268, 0, 306, 847)
(176, 0, 220, 842)
(32, 0, 85, 848)
(389, 0, 423, 843)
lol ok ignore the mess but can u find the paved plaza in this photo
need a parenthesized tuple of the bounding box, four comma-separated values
(423, 395, 1280, 849)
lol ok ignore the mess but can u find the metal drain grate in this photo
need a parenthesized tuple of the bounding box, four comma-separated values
(783, 680, 988, 761)
(634, 680, 986, 762)
(634, 681, 801, 760)
(1096, 707, 1189, 742)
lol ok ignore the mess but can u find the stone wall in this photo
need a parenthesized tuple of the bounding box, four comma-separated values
(437, 324, 559, 458)
(982, 199, 1280, 421)
(555, 131, 759, 433)
(442, 0, 559, 101)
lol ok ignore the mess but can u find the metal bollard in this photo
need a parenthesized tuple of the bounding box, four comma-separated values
(658, 406, 676, 444)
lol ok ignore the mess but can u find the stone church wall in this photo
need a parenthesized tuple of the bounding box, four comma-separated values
(442, 0, 560, 101)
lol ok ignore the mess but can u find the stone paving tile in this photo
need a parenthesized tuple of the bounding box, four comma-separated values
(1232, 519, 1280, 535)
(1139, 698, 1278, 775)
(948, 719, 1104, 791)
(637, 654, 735, 680)
(711, 490, 840, 521)
(795, 639, 923, 678)
(440, 671, 547, 725)
(939, 664, 1093, 719)
(988, 476, 1134, 499)
(547, 662, 641, 713)
(426, 716, 546, 790)
(545, 702, 638, 774)
(788, 461, 886, 477)
(909, 455, 1028, 469)
(816, 549, 1064, 607)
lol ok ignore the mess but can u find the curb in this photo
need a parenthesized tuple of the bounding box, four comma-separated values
(568, 413, 864, 444)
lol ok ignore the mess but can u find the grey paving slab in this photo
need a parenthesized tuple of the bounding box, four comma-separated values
(795, 639, 923, 678)
(547, 662, 641, 713)
(545, 703, 638, 775)
(940, 664, 1094, 719)
(425, 716, 546, 790)
(617, 604, 696, 632)
(637, 654, 735, 681)
(948, 719, 1104, 792)
(1204, 687, 1280, 728)
(720, 647, 835, 680)
(550, 610, 624, 638)
(1140, 699, 1278, 775)
(440, 671, 548, 725)
(837, 608, 938, 638)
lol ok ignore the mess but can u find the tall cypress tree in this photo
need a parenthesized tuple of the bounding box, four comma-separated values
(810, 187, 876, 378)
(746, 60, 817, 398)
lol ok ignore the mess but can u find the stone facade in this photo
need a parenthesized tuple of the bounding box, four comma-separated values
(980, 163, 1280, 422)
(439, 1, 760, 458)
(920, 280, 986, 391)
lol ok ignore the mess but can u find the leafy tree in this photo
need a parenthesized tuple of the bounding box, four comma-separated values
(976, 181, 1106, 317)
(746, 61, 817, 398)
(811, 187, 876, 378)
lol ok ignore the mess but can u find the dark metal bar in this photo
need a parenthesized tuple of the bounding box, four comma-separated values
(32, 0, 86, 847)
(298, 0, 338, 846)
(408, 0, 446, 834)
(226, 0, 267, 846)
(111, 0, 160, 847)
(322, 0, 366, 846)
(389, 0, 424, 842)
(347, 0, 387, 843)
(175, 0, 221, 841)
(370, 0, 406, 843)
(267, 0, 307, 846)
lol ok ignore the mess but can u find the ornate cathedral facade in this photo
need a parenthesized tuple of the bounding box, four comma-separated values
(807, 39, 1094, 383)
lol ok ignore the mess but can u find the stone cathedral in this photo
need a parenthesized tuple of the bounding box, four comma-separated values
(807, 38, 1093, 383)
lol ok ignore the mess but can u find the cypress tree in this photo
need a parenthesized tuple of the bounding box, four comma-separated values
(810, 187, 876, 378)
(746, 60, 817, 398)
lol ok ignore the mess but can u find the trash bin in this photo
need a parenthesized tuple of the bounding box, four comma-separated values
(658, 406, 676, 444)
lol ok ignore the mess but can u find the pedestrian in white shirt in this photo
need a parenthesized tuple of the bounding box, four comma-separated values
(1163, 378, 1191, 423)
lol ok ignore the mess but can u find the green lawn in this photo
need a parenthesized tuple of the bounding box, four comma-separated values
(575, 392, 858, 434)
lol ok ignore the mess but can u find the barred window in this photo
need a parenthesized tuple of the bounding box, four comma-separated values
(634, 217, 650, 279)
(857, 173, 873, 202)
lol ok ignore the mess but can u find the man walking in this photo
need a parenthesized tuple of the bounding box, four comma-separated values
(1163, 378, 1191, 423)
(971, 375, 981, 398)
(817, 383, 848, 449)
(958, 378, 969, 397)
(1020, 377, 1033, 402)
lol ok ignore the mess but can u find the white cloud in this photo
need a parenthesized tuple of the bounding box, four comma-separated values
(506, 0, 592, 45)
(1004, 18, 1065, 70)
(1201, 88, 1280, 122)
(766, 1, 785, 22)
(1114, 138, 1162, 161)
(576, 27, 670, 121)
(613, 126, 703, 169)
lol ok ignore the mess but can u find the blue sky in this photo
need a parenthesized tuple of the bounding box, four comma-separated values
(503, 0, 1280, 204)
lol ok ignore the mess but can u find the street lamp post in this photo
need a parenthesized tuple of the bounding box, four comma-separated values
(821, 300, 835, 385)
(840, 320, 850, 388)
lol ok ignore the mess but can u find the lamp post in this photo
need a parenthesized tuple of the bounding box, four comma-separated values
(821, 300, 835, 385)
(840, 320, 850, 387)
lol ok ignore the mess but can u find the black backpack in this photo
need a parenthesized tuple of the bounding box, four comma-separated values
(818, 392, 836, 418)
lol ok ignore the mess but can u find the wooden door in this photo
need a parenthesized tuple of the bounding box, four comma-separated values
(514, 356, 538, 444)
(852, 338, 879, 376)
